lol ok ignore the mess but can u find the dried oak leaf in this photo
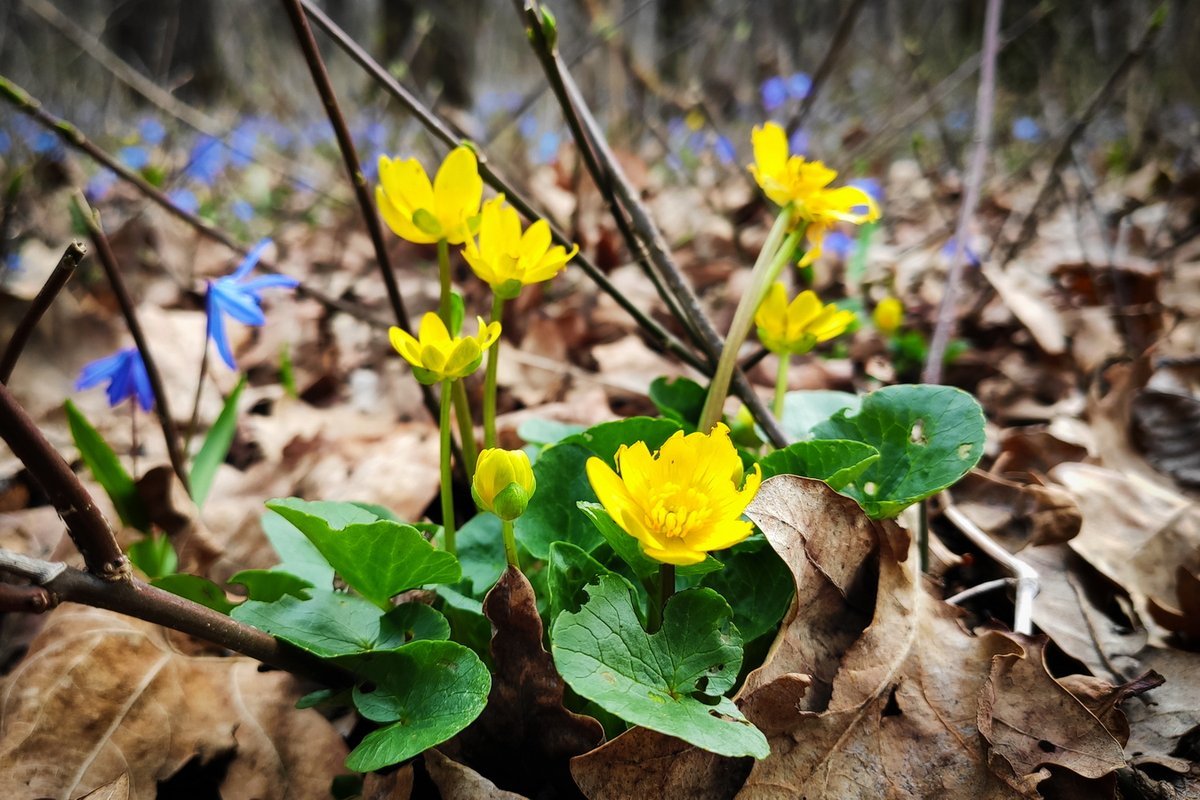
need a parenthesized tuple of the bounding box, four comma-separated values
(738, 476, 1028, 799)
(425, 749, 529, 800)
(76, 773, 129, 800)
(1131, 389, 1200, 490)
(978, 636, 1127, 787)
(451, 567, 602, 798)
(1146, 564, 1200, 640)
(953, 470, 1081, 551)
(0, 606, 346, 800)
(361, 766, 414, 800)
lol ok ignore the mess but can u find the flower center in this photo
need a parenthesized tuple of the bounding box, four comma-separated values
(643, 482, 711, 539)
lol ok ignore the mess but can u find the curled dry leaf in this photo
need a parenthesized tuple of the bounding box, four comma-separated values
(361, 766, 414, 800)
(978, 636, 1127, 787)
(952, 470, 1082, 552)
(0, 606, 346, 800)
(452, 566, 603, 798)
(1132, 389, 1200, 490)
(1056, 671, 1165, 747)
(76, 773, 130, 800)
(1146, 564, 1200, 640)
(425, 749, 529, 800)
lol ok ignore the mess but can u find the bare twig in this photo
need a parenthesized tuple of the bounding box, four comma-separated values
(0, 548, 348, 686)
(73, 195, 191, 494)
(786, 0, 868, 133)
(943, 503, 1038, 636)
(0, 582, 56, 613)
(922, 0, 1002, 385)
(298, 0, 706, 373)
(0, 241, 84, 383)
(0, 383, 129, 580)
(944, 577, 1016, 606)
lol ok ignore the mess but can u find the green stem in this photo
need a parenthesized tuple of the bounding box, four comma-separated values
(439, 380, 456, 556)
(651, 563, 675, 634)
(436, 239, 452, 323)
(452, 381, 478, 480)
(773, 354, 790, 418)
(501, 519, 519, 570)
(483, 293, 505, 449)
(698, 210, 800, 432)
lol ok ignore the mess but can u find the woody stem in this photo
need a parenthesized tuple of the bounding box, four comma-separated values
(439, 379, 456, 556)
(482, 293, 505, 449)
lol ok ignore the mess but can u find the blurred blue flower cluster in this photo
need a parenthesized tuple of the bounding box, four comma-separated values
(760, 72, 811, 112)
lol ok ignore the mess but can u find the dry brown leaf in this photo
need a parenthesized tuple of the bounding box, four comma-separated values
(0, 606, 346, 799)
(1132, 389, 1200, 490)
(1057, 671, 1165, 747)
(569, 726, 752, 800)
(978, 636, 1127, 784)
(75, 772, 129, 800)
(1147, 565, 1200, 640)
(361, 765, 413, 800)
(954, 470, 1081, 551)
(738, 476, 1029, 799)
(425, 749, 528, 800)
(453, 567, 603, 797)
(1122, 647, 1200, 772)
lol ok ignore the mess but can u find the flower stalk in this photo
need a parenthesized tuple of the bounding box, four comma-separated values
(439, 379, 457, 556)
(501, 519, 519, 570)
(773, 356, 790, 418)
(482, 294, 505, 449)
(652, 563, 675, 634)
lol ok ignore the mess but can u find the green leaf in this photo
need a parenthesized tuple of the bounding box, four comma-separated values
(152, 573, 236, 614)
(65, 399, 149, 532)
(189, 376, 245, 508)
(547, 541, 637, 623)
(279, 343, 298, 399)
(261, 510, 336, 587)
(433, 584, 493, 663)
(452, 513, 506, 596)
(232, 590, 447, 658)
(779, 390, 860, 442)
(757, 439, 880, 490)
(700, 537, 794, 643)
(267, 499, 460, 608)
(649, 376, 706, 431)
(344, 641, 491, 772)
(577, 503, 722, 580)
(811, 384, 986, 518)
(128, 535, 177, 579)
(559, 417, 682, 467)
(516, 418, 585, 446)
(228, 569, 313, 602)
(551, 575, 768, 759)
(348, 502, 401, 523)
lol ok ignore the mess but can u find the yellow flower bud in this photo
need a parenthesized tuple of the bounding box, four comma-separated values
(872, 296, 903, 335)
(473, 448, 536, 521)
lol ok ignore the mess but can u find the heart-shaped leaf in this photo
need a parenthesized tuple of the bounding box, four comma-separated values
(779, 390, 860, 441)
(551, 575, 768, 759)
(757, 439, 880, 489)
(227, 569, 314, 602)
(811, 384, 985, 518)
(267, 499, 460, 608)
(153, 574, 236, 615)
(547, 541, 639, 623)
(649, 376, 706, 430)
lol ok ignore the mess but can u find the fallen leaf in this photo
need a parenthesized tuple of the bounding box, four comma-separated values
(953, 470, 1081, 551)
(425, 749, 528, 800)
(1131, 389, 1200, 490)
(1146, 565, 1200, 640)
(0, 606, 346, 799)
(361, 765, 413, 800)
(75, 773, 129, 800)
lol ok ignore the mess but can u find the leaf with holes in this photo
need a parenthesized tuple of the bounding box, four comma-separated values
(550, 574, 768, 759)
(812, 385, 985, 518)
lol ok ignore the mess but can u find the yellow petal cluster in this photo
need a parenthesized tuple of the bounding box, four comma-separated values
(585, 424, 762, 566)
(473, 448, 536, 521)
(376, 146, 483, 245)
(462, 197, 578, 299)
(749, 122, 880, 265)
(389, 312, 500, 384)
(872, 296, 904, 334)
(754, 282, 856, 356)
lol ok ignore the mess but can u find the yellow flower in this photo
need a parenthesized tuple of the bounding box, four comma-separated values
(754, 282, 856, 356)
(585, 424, 762, 566)
(473, 448, 536, 521)
(462, 196, 578, 299)
(389, 312, 501, 384)
(872, 296, 903, 334)
(749, 122, 880, 265)
(376, 145, 483, 245)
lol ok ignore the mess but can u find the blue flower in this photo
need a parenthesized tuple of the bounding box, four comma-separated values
(85, 169, 118, 202)
(849, 177, 884, 216)
(230, 199, 254, 222)
(205, 239, 298, 369)
(119, 145, 150, 170)
(0, 129, 11, 155)
(1012, 116, 1041, 142)
(32, 131, 62, 158)
(185, 135, 226, 185)
(76, 347, 155, 410)
(229, 122, 259, 169)
(823, 230, 856, 260)
(713, 135, 736, 165)
(941, 236, 981, 267)
(788, 128, 809, 155)
(760, 76, 788, 112)
(786, 72, 812, 100)
(137, 118, 166, 145)
(534, 130, 561, 165)
(168, 188, 199, 214)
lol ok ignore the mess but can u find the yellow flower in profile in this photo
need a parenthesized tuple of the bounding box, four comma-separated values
(585, 424, 762, 566)
(754, 282, 856, 356)
(473, 448, 536, 521)
(462, 197, 579, 299)
(376, 145, 483, 245)
(749, 122, 880, 265)
(872, 296, 903, 334)
(389, 312, 500, 384)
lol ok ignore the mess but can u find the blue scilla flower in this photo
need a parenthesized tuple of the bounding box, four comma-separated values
(85, 169, 118, 202)
(185, 135, 226, 185)
(823, 230, 856, 261)
(760, 76, 788, 112)
(32, 131, 62, 158)
(230, 199, 254, 222)
(941, 236, 981, 267)
(206, 239, 298, 369)
(786, 72, 812, 101)
(168, 188, 199, 214)
(138, 117, 166, 145)
(534, 130, 561, 165)
(1012, 116, 1042, 142)
(788, 128, 809, 156)
(77, 347, 155, 410)
(713, 135, 736, 165)
(119, 145, 150, 170)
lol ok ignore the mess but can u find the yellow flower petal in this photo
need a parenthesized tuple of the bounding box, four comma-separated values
(433, 146, 483, 244)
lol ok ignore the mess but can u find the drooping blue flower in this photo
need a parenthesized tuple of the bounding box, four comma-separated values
(185, 135, 226, 185)
(76, 347, 155, 410)
(229, 121, 260, 169)
(205, 239, 298, 369)
(1012, 116, 1042, 142)
(788, 128, 809, 156)
(3, 252, 21, 275)
(760, 76, 788, 112)
(137, 118, 166, 145)
(119, 145, 150, 170)
(32, 131, 62, 157)
(517, 114, 539, 141)
(168, 188, 199, 214)
(534, 130, 561, 165)
(786, 72, 812, 100)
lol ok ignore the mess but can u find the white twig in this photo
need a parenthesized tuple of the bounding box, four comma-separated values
(944, 577, 1016, 606)
(943, 503, 1038, 635)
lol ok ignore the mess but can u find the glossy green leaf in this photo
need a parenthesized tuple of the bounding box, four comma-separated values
(779, 390, 860, 441)
(649, 376, 706, 430)
(812, 384, 986, 518)
(577, 503, 722, 580)
(227, 569, 313, 602)
(267, 499, 460, 608)
(128, 535, 176, 579)
(260, 510, 336, 587)
(757, 439, 880, 489)
(65, 399, 148, 532)
(551, 575, 768, 759)
(547, 541, 635, 623)
(189, 376, 245, 508)
(344, 641, 490, 772)
(559, 417, 681, 467)
(153, 573, 236, 614)
(516, 418, 585, 446)
(451, 512, 506, 596)
(700, 536, 793, 643)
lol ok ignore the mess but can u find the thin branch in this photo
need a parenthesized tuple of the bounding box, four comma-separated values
(297, 0, 705, 373)
(73, 195, 191, 495)
(0, 582, 56, 613)
(0, 241, 84, 383)
(517, 1, 789, 447)
(922, 0, 1003, 384)
(786, 0, 868, 133)
(0, 383, 129, 580)
(943, 503, 1038, 636)
(0, 549, 348, 686)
